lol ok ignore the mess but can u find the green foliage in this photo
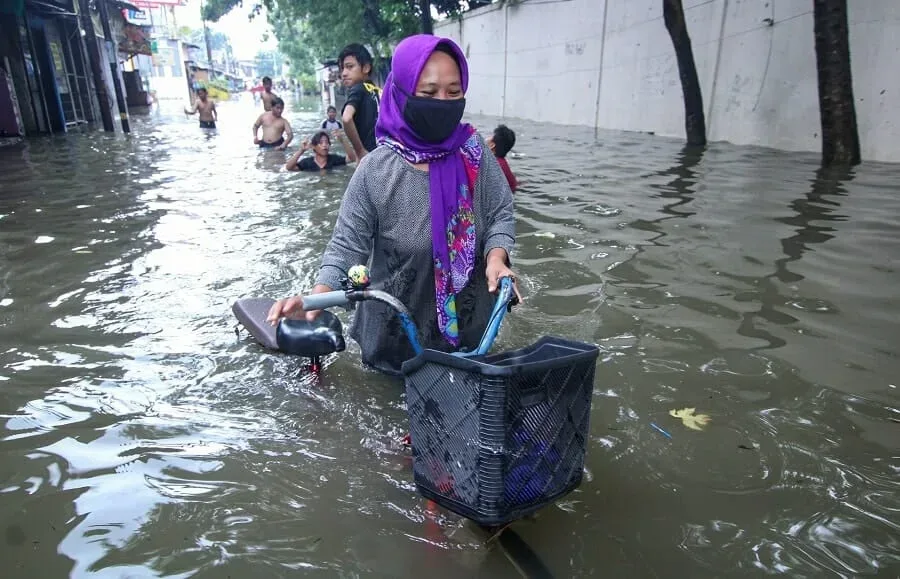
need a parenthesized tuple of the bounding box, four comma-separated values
(204, 30, 234, 55)
(297, 74, 318, 94)
(177, 26, 234, 60)
(200, 0, 243, 22)
(268, 10, 315, 76)
(202, 0, 472, 66)
(255, 49, 283, 77)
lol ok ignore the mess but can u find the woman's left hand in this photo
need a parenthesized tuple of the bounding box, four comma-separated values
(486, 249, 523, 303)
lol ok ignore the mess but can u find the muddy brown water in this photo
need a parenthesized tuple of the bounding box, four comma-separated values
(1, 94, 898, 578)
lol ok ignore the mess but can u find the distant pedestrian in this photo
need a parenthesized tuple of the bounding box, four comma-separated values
(321, 106, 343, 131)
(260, 76, 277, 111)
(184, 87, 217, 129)
(252, 97, 293, 149)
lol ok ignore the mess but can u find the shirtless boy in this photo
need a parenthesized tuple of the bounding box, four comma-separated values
(260, 76, 277, 112)
(252, 97, 292, 150)
(184, 87, 217, 129)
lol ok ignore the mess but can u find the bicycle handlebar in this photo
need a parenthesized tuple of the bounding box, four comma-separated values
(459, 276, 516, 357)
(300, 290, 351, 311)
(297, 276, 517, 358)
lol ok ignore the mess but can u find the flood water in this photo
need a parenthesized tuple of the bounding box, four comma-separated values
(1, 93, 898, 578)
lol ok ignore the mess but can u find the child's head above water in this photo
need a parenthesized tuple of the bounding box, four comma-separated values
(271, 97, 285, 116)
(311, 130, 331, 153)
(327, 105, 337, 120)
(488, 124, 516, 159)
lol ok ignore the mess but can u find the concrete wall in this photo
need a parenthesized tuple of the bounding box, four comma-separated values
(148, 39, 189, 101)
(436, 0, 899, 163)
(150, 76, 189, 101)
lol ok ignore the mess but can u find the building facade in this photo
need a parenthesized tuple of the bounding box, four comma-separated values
(0, 0, 138, 137)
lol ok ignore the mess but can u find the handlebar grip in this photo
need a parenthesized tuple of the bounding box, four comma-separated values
(498, 276, 514, 303)
(301, 291, 350, 311)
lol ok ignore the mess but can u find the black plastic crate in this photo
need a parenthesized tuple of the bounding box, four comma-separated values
(401, 336, 599, 527)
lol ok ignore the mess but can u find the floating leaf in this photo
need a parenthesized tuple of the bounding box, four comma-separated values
(669, 407, 711, 431)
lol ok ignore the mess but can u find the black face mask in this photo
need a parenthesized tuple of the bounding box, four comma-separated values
(403, 95, 466, 143)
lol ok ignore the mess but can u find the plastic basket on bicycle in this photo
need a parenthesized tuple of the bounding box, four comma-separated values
(401, 336, 599, 527)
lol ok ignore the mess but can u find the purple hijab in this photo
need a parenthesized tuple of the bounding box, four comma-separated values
(376, 35, 482, 346)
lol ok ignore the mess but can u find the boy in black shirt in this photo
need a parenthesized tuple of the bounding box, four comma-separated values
(285, 130, 357, 172)
(339, 43, 381, 160)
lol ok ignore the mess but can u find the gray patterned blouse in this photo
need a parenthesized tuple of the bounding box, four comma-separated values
(315, 135, 516, 375)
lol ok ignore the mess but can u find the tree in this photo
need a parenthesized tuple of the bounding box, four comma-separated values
(200, 0, 243, 22)
(267, 11, 315, 76)
(266, 2, 358, 71)
(812, 0, 860, 166)
(177, 26, 234, 67)
(255, 50, 282, 77)
(662, 0, 707, 147)
(202, 0, 467, 64)
(419, 0, 433, 34)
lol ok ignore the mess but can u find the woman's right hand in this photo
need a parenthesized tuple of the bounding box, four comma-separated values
(267, 296, 304, 325)
(266, 285, 331, 326)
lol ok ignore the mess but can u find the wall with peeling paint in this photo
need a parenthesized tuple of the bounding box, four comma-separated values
(436, 0, 899, 163)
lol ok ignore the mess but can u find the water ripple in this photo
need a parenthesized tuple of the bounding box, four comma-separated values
(0, 96, 898, 577)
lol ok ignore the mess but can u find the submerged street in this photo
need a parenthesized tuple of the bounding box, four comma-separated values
(0, 95, 898, 577)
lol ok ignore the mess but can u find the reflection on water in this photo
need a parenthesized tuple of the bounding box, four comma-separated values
(1, 93, 898, 578)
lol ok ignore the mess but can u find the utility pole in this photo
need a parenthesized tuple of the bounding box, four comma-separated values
(96, 0, 131, 133)
(203, 23, 214, 78)
(201, 0, 214, 79)
(77, 0, 114, 131)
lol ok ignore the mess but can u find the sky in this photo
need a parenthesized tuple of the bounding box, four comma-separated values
(172, 0, 278, 61)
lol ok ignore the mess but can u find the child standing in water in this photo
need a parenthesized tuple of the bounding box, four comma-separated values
(339, 43, 381, 160)
(487, 124, 518, 193)
(252, 97, 293, 150)
(184, 87, 217, 129)
(321, 106, 343, 131)
(260, 76, 278, 111)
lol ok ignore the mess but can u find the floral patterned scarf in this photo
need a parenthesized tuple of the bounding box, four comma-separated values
(379, 128, 482, 346)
